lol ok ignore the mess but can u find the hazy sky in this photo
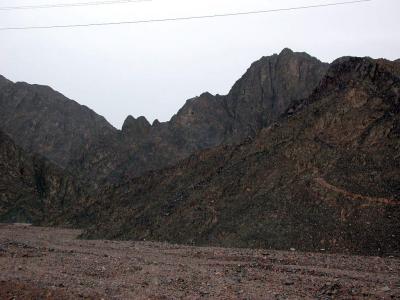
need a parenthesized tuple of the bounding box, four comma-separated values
(0, 0, 399, 128)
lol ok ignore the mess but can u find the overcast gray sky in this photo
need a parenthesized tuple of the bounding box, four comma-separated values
(0, 0, 399, 128)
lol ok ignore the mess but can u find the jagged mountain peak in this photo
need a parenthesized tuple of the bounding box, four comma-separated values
(152, 119, 161, 126)
(122, 115, 150, 127)
(121, 115, 151, 135)
(278, 47, 322, 60)
(229, 49, 328, 95)
(278, 47, 296, 56)
(199, 91, 214, 98)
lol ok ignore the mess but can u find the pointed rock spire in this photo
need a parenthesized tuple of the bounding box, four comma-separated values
(122, 115, 151, 138)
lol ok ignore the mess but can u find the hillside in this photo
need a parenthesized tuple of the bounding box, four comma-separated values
(80, 57, 400, 256)
(0, 76, 117, 169)
(0, 130, 83, 224)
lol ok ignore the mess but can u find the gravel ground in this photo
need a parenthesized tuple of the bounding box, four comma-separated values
(0, 224, 399, 299)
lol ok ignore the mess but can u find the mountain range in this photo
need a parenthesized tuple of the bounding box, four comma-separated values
(0, 49, 328, 184)
(0, 49, 398, 256)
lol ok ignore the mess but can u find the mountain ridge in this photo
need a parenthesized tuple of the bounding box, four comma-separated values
(0, 49, 328, 183)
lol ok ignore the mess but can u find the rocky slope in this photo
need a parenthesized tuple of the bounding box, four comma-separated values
(0, 130, 84, 224)
(0, 49, 328, 182)
(0, 76, 117, 170)
(80, 57, 400, 256)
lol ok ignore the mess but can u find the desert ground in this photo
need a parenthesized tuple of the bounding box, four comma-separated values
(0, 224, 399, 299)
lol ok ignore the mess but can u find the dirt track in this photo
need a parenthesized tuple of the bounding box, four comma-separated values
(0, 224, 399, 299)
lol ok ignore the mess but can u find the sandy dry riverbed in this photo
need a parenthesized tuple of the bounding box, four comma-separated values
(0, 224, 399, 299)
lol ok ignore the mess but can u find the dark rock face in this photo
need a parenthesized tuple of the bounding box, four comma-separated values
(0, 131, 83, 224)
(81, 57, 400, 256)
(0, 49, 328, 183)
(0, 80, 117, 169)
(222, 48, 329, 142)
(167, 48, 329, 147)
(122, 115, 151, 138)
(0, 75, 11, 90)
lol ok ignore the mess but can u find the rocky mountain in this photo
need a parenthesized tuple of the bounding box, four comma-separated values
(0, 49, 328, 183)
(168, 48, 328, 145)
(75, 49, 329, 181)
(1, 51, 399, 257)
(0, 130, 84, 224)
(79, 57, 400, 256)
(0, 75, 117, 170)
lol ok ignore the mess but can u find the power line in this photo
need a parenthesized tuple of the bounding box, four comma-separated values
(0, 0, 151, 11)
(0, 0, 372, 31)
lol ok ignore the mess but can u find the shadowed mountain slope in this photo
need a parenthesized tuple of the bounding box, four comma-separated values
(0, 78, 117, 170)
(80, 57, 400, 256)
(0, 130, 84, 224)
